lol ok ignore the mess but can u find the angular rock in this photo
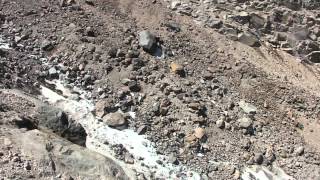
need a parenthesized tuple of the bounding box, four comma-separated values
(250, 14, 265, 29)
(194, 128, 205, 139)
(0, 49, 6, 57)
(128, 81, 141, 92)
(103, 112, 127, 130)
(295, 146, 304, 156)
(216, 119, 225, 129)
(41, 39, 54, 51)
(234, 11, 250, 24)
(238, 117, 253, 128)
(239, 100, 257, 114)
(206, 18, 223, 29)
(171, 1, 181, 10)
(254, 153, 264, 164)
(95, 100, 107, 118)
(170, 62, 185, 76)
(238, 32, 260, 47)
(137, 125, 147, 135)
(139, 31, 156, 51)
(11, 129, 129, 179)
(36, 105, 87, 146)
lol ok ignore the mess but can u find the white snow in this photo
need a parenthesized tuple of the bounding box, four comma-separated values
(0, 35, 10, 49)
(242, 165, 294, 180)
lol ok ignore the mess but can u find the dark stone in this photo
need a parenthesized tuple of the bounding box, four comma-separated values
(137, 125, 147, 135)
(206, 18, 223, 29)
(0, 49, 6, 57)
(165, 22, 181, 32)
(36, 106, 87, 146)
(85, 0, 95, 6)
(254, 153, 264, 164)
(41, 40, 54, 51)
(108, 47, 118, 58)
(128, 81, 141, 92)
(132, 58, 144, 70)
(306, 51, 320, 63)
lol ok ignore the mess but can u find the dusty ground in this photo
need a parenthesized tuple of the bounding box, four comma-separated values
(1, 0, 320, 179)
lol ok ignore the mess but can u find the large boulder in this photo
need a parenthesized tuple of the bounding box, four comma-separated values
(238, 32, 260, 47)
(36, 105, 87, 146)
(10, 129, 129, 180)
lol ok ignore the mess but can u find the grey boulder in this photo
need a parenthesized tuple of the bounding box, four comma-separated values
(139, 30, 156, 51)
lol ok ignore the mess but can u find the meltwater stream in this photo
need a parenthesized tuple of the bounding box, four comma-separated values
(40, 80, 201, 180)
(40, 80, 294, 180)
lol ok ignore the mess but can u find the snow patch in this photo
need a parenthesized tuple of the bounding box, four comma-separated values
(0, 35, 11, 49)
(242, 165, 294, 180)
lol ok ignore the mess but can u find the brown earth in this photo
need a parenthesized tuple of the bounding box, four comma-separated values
(1, 0, 320, 179)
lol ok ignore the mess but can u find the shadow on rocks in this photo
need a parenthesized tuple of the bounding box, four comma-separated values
(36, 105, 87, 146)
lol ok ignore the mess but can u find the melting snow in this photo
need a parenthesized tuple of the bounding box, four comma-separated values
(242, 165, 294, 180)
(0, 35, 10, 49)
(40, 80, 200, 180)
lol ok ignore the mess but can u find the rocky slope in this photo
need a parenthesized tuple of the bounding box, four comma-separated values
(1, 0, 320, 179)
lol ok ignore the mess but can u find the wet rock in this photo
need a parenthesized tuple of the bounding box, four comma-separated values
(239, 100, 257, 114)
(238, 117, 253, 128)
(139, 31, 156, 51)
(103, 112, 127, 130)
(238, 32, 260, 47)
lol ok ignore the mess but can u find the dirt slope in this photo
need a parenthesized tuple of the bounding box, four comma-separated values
(1, 0, 320, 179)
